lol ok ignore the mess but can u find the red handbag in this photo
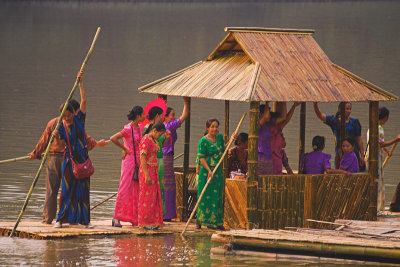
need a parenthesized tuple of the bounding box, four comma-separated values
(64, 122, 94, 179)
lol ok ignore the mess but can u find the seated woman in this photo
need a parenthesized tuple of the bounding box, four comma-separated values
(227, 132, 248, 177)
(300, 136, 332, 174)
(338, 137, 359, 173)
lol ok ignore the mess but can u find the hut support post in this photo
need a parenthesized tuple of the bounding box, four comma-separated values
(298, 103, 306, 169)
(368, 101, 379, 217)
(223, 101, 230, 179)
(247, 101, 259, 229)
(340, 102, 346, 152)
(182, 98, 191, 221)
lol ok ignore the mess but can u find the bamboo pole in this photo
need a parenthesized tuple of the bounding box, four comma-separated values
(382, 143, 397, 168)
(9, 27, 101, 237)
(368, 101, 379, 218)
(298, 103, 306, 169)
(223, 100, 229, 179)
(91, 192, 117, 211)
(181, 112, 246, 236)
(182, 98, 191, 221)
(247, 101, 259, 228)
(0, 156, 30, 164)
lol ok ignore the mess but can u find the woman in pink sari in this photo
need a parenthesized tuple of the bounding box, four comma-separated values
(139, 122, 166, 230)
(110, 106, 145, 227)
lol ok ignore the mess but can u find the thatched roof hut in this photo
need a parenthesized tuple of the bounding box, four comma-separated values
(138, 27, 398, 226)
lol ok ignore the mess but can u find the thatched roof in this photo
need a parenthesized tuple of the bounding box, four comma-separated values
(139, 27, 397, 102)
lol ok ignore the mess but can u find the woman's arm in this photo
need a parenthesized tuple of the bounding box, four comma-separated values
(275, 102, 287, 125)
(140, 153, 151, 185)
(325, 168, 351, 176)
(280, 102, 300, 128)
(77, 71, 86, 114)
(179, 97, 190, 123)
(313, 103, 327, 123)
(259, 102, 271, 126)
(199, 158, 213, 180)
(356, 136, 365, 165)
(110, 132, 130, 159)
(380, 134, 400, 148)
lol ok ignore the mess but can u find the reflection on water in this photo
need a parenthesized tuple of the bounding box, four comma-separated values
(1, 0, 400, 265)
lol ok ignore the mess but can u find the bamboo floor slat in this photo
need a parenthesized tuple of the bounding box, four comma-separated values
(0, 219, 216, 239)
(212, 228, 400, 249)
(211, 220, 400, 262)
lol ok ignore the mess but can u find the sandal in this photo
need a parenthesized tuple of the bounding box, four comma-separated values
(196, 222, 202, 229)
(112, 218, 122, 228)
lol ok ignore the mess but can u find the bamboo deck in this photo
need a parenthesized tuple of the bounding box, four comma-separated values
(0, 220, 215, 239)
(212, 219, 400, 263)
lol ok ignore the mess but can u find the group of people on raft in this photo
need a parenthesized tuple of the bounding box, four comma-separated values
(29, 71, 400, 230)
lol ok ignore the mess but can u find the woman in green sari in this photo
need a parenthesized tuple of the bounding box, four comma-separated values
(196, 118, 224, 230)
(143, 106, 170, 216)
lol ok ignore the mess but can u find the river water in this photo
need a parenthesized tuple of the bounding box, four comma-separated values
(0, 1, 400, 266)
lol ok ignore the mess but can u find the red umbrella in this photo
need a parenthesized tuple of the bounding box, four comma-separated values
(139, 98, 167, 127)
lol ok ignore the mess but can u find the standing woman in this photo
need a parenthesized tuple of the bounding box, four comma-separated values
(54, 71, 105, 228)
(314, 102, 365, 169)
(367, 107, 400, 211)
(138, 122, 166, 230)
(258, 102, 286, 175)
(162, 97, 189, 221)
(143, 106, 171, 217)
(196, 118, 224, 230)
(110, 106, 145, 227)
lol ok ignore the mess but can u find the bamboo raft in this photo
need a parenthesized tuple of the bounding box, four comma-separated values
(212, 219, 400, 263)
(0, 220, 216, 239)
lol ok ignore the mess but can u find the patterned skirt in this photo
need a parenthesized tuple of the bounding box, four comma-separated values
(258, 156, 274, 175)
(163, 154, 177, 219)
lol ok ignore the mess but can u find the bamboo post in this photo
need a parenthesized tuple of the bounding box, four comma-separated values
(223, 100, 230, 179)
(382, 143, 397, 168)
(298, 103, 306, 169)
(182, 98, 191, 221)
(247, 101, 259, 228)
(339, 102, 346, 165)
(368, 101, 379, 218)
(181, 112, 246, 236)
(9, 27, 101, 237)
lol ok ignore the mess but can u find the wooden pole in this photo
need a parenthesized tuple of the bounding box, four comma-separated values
(182, 98, 191, 221)
(382, 143, 397, 168)
(181, 112, 246, 236)
(298, 103, 306, 169)
(9, 27, 101, 237)
(223, 101, 230, 179)
(338, 102, 346, 166)
(0, 156, 30, 164)
(368, 101, 379, 218)
(247, 101, 259, 229)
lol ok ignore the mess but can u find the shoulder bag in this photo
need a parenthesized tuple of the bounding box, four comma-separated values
(64, 122, 94, 179)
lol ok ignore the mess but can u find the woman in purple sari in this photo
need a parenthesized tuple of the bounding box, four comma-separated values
(162, 97, 189, 221)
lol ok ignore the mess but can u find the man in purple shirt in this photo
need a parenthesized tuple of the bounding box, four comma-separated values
(163, 97, 189, 221)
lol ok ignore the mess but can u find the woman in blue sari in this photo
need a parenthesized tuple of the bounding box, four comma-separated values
(54, 71, 106, 228)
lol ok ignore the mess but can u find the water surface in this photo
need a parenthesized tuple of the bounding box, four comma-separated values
(0, 1, 399, 265)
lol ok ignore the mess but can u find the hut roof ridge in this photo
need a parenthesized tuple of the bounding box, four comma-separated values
(139, 27, 398, 102)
